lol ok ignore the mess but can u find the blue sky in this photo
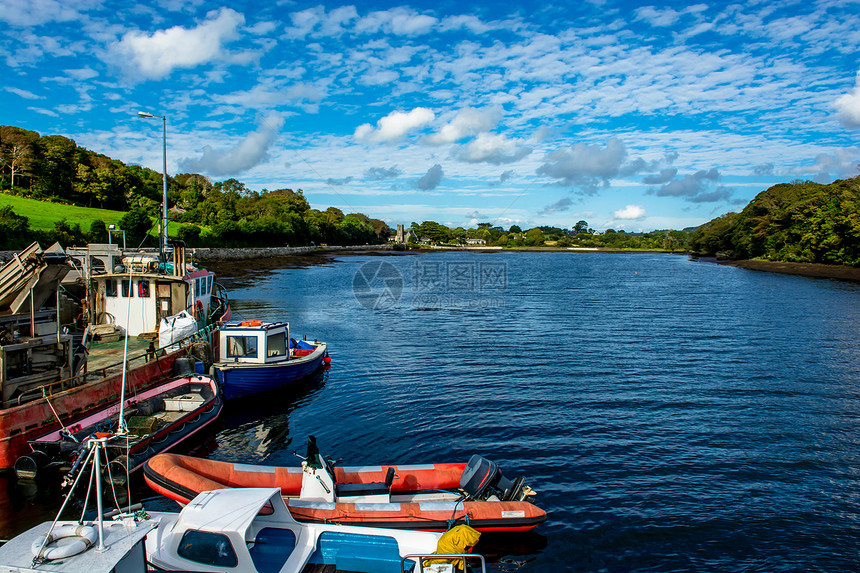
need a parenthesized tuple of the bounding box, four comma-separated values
(2, 0, 860, 232)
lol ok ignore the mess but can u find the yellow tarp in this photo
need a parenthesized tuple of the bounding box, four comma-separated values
(424, 524, 482, 570)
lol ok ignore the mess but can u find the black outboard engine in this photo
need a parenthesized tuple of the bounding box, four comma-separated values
(458, 454, 528, 502)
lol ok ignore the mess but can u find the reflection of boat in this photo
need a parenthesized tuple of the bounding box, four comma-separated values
(213, 320, 328, 400)
(144, 436, 546, 532)
(145, 487, 487, 573)
(17, 374, 222, 484)
(213, 368, 327, 459)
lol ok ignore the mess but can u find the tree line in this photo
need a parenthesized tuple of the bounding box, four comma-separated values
(408, 220, 690, 251)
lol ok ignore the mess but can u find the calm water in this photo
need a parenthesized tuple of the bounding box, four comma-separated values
(4, 251, 860, 571)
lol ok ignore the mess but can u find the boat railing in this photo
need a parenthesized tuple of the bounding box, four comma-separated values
(401, 553, 487, 573)
(14, 325, 217, 407)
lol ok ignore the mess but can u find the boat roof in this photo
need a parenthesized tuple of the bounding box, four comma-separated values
(0, 519, 155, 573)
(177, 488, 296, 534)
(221, 320, 288, 331)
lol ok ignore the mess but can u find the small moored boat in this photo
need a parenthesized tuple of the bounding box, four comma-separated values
(213, 320, 328, 400)
(145, 487, 486, 573)
(16, 374, 222, 484)
(144, 436, 546, 532)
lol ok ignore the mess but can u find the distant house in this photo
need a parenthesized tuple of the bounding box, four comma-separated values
(466, 237, 486, 245)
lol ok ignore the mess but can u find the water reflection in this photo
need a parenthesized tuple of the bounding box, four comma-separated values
(208, 368, 327, 462)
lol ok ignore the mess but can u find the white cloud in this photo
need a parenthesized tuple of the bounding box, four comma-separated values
(178, 113, 283, 176)
(5, 86, 41, 99)
(614, 205, 647, 219)
(834, 71, 860, 128)
(354, 108, 435, 142)
(635, 7, 681, 27)
(0, 0, 85, 26)
(426, 107, 500, 144)
(115, 7, 244, 79)
(355, 8, 438, 36)
(454, 133, 532, 165)
(65, 67, 98, 81)
(537, 138, 628, 192)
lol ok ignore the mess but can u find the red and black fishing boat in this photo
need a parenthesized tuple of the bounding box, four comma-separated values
(144, 436, 546, 532)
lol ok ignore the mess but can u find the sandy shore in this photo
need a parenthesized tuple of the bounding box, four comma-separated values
(718, 259, 860, 282)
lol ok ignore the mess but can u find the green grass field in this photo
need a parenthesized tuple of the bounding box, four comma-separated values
(0, 194, 125, 230)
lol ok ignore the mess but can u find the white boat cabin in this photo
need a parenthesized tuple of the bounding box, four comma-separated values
(218, 321, 290, 364)
(88, 248, 217, 337)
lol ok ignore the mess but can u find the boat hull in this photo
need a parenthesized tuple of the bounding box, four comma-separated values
(22, 376, 222, 483)
(213, 342, 327, 400)
(143, 453, 546, 532)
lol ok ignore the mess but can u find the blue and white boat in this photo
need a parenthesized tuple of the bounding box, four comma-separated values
(213, 320, 328, 401)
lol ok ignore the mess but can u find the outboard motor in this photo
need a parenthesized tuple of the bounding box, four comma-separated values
(459, 454, 529, 502)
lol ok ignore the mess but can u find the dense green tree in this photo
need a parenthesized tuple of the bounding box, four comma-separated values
(89, 220, 108, 243)
(0, 206, 34, 249)
(0, 126, 39, 190)
(525, 228, 545, 246)
(119, 205, 155, 248)
(33, 135, 78, 199)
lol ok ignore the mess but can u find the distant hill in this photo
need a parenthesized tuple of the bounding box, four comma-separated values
(689, 176, 860, 266)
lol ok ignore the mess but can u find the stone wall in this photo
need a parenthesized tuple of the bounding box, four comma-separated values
(189, 244, 391, 261)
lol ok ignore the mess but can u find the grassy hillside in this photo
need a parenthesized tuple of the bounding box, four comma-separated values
(0, 194, 124, 231)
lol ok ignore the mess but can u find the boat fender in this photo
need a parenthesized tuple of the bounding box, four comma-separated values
(31, 524, 98, 560)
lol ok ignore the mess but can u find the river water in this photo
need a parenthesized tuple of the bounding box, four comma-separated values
(4, 250, 860, 571)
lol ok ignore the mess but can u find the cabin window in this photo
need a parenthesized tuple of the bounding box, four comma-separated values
(138, 280, 150, 298)
(267, 332, 287, 358)
(105, 280, 117, 297)
(227, 335, 258, 358)
(121, 279, 132, 297)
(177, 530, 238, 567)
(207, 276, 213, 295)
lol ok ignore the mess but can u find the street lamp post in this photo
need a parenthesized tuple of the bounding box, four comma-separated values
(137, 111, 169, 258)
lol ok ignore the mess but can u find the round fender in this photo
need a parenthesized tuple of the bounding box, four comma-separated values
(31, 524, 97, 560)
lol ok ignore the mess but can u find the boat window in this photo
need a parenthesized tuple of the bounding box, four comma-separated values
(177, 530, 238, 568)
(121, 279, 132, 297)
(267, 332, 287, 357)
(207, 276, 213, 294)
(138, 280, 150, 298)
(105, 279, 117, 297)
(227, 335, 258, 358)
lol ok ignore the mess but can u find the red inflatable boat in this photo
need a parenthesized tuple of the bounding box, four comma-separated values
(144, 436, 546, 532)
